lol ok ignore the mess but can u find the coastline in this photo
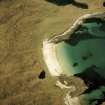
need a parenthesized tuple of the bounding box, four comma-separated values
(42, 12, 105, 77)
(49, 12, 105, 43)
(42, 39, 62, 76)
(42, 12, 105, 105)
(42, 40, 82, 104)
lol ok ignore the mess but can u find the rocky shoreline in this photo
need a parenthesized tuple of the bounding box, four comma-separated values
(49, 12, 105, 44)
(43, 12, 105, 77)
(43, 12, 105, 105)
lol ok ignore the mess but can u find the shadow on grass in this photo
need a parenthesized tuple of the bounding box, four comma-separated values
(46, 0, 88, 9)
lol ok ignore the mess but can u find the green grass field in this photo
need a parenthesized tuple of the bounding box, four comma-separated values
(0, 0, 105, 105)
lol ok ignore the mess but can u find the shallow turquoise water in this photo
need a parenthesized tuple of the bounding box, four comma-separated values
(56, 19, 105, 76)
(56, 39, 105, 76)
(55, 18, 105, 105)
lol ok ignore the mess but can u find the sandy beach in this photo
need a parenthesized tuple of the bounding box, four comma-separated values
(42, 39, 63, 76)
(42, 12, 105, 77)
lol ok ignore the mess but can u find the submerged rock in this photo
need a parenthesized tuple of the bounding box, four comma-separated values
(43, 12, 105, 105)
(103, 2, 105, 7)
(75, 65, 105, 93)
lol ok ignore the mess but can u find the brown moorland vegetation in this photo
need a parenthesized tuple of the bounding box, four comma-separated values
(0, 0, 105, 105)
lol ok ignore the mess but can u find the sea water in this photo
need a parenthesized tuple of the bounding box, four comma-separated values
(56, 18, 105, 76)
(55, 18, 105, 105)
